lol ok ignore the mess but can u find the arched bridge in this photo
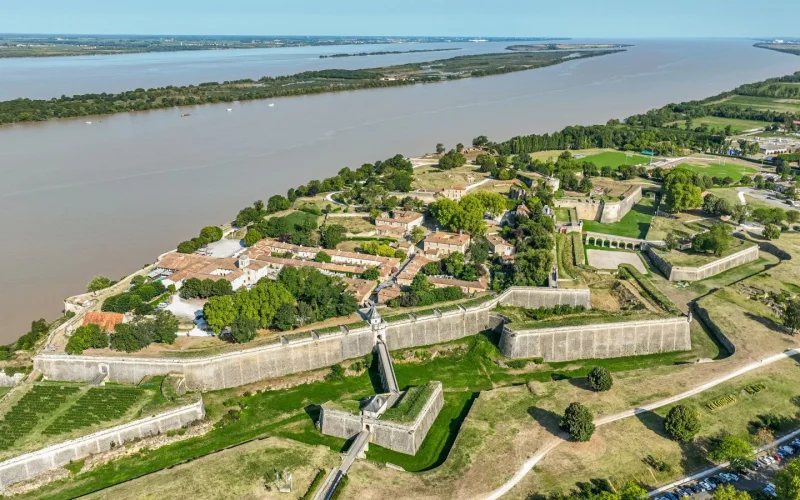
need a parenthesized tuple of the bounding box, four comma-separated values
(583, 231, 664, 250)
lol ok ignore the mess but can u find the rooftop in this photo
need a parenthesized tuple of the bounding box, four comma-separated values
(424, 231, 471, 246)
(83, 312, 124, 332)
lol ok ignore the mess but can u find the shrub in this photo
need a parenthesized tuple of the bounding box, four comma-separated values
(361, 268, 380, 281)
(664, 404, 701, 442)
(65, 324, 109, 355)
(587, 366, 613, 392)
(243, 228, 263, 247)
(561, 402, 595, 442)
(326, 364, 346, 381)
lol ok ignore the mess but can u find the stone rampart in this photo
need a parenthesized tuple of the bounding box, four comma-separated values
(555, 186, 642, 224)
(320, 382, 444, 455)
(35, 288, 591, 390)
(648, 245, 759, 282)
(499, 316, 691, 361)
(0, 400, 204, 491)
(691, 301, 735, 356)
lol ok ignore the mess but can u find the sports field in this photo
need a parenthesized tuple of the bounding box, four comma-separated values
(582, 151, 652, 169)
(721, 95, 800, 113)
(693, 116, 770, 133)
(676, 162, 756, 179)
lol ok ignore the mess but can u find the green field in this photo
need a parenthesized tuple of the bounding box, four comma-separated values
(693, 116, 771, 133)
(676, 161, 756, 179)
(721, 95, 800, 113)
(581, 151, 652, 169)
(581, 198, 655, 239)
(652, 239, 754, 267)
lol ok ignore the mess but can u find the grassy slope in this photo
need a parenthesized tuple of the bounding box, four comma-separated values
(582, 198, 655, 239)
(676, 162, 756, 179)
(693, 116, 771, 132)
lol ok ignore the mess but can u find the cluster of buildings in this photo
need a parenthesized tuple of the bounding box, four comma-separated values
(375, 210, 424, 238)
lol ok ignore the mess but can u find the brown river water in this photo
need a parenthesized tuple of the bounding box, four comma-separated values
(0, 38, 798, 342)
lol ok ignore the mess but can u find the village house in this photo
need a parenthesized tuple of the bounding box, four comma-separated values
(375, 211, 424, 234)
(157, 253, 247, 291)
(395, 254, 432, 287)
(441, 186, 467, 201)
(376, 284, 402, 304)
(422, 231, 471, 257)
(82, 312, 125, 332)
(486, 234, 515, 259)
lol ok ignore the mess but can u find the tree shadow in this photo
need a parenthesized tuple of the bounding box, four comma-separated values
(526, 478, 614, 500)
(744, 312, 785, 334)
(635, 410, 714, 475)
(634, 410, 671, 440)
(567, 377, 591, 391)
(527, 406, 564, 437)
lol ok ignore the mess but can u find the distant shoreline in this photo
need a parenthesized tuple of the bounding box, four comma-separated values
(320, 48, 461, 59)
(507, 43, 633, 52)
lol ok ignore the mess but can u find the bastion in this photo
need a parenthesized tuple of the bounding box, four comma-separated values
(647, 244, 759, 282)
(555, 185, 642, 223)
(498, 315, 692, 361)
(320, 382, 444, 455)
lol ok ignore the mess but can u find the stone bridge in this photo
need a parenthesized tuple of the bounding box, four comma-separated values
(583, 231, 664, 250)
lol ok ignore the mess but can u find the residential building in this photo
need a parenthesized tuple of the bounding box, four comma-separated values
(396, 255, 432, 287)
(515, 204, 531, 219)
(375, 211, 424, 234)
(486, 234, 515, 258)
(341, 278, 378, 305)
(158, 253, 247, 291)
(441, 186, 467, 201)
(376, 284, 402, 304)
(422, 231, 471, 257)
(82, 312, 124, 332)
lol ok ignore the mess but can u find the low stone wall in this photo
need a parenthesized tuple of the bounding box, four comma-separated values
(35, 287, 591, 390)
(648, 245, 760, 282)
(0, 400, 204, 491)
(691, 301, 735, 356)
(0, 372, 25, 387)
(498, 316, 691, 361)
(320, 382, 444, 455)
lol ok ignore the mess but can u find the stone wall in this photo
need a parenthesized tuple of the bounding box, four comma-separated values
(320, 382, 444, 455)
(0, 372, 25, 387)
(0, 400, 204, 491)
(648, 245, 759, 282)
(554, 186, 642, 224)
(35, 287, 591, 391)
(499, 316, 691, 361)
(691, 301, 735, 356)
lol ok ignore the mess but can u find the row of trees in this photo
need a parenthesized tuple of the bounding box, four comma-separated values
(66, 311, 180, 354)
(387, 273, 464, 308)
(202, 268, 359, 338)
(102, 278, 168, 315)
(177, 226, 224, 255)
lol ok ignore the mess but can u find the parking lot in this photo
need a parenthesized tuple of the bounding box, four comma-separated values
(652, 438, 800, 499)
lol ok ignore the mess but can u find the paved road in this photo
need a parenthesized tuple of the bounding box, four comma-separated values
(737, 187, 796, 210)
(484, 348, 800, 500)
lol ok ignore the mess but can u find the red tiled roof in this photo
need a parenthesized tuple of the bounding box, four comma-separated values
(83, 312, 124, 332)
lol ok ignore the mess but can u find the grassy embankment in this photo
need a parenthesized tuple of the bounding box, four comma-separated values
(582, 198, 656, 239)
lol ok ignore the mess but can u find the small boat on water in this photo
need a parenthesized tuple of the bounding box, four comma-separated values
(226, 108, 233, 112)
(85, 121, 92, 125)
(268, 103, 275, 107)
(181, 113, 191, 117)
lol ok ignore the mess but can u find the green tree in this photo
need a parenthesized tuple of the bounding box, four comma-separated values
(472, 135, 489, 148)
(712, 484, 751, 500)
(410, 226, 425, 244)
(203, 295, 237, 333)
(776, 457, 800, 500)
(763, 223, 781, 240)
(320, 224, 347, 249)
(266, 195, 291, 214)
(709, 435, 754, 471)
(619, 481, 648, 500)
(177, 240, 198, 254)
(664, 168, 702, 213)
(475, 153, 497, 172)
(561, 402, 595, 442)
(243, 228, 263, 247)
(435, 143, 445, 154)
(314, 251, 332, 263)
(361, 268, 380, 281)
(65, 324, 109, 355)
(731, 204, 749, 224)
(782, 300, 800, 334)
(224, 316, 259, 343)
(787, 210, 800, 224)
(149, 310, 179, 344)
(234, 280, 295, 329)
(587, 366, 613, 391)
(199, 226, 223, 243)
(109, 323, 152, 352)
(664, 404, 701, 442)
(273, 303, 296, 331)
(437, 150, 467, 170)
(86, 276, 113, 293)
(693, 223, 733, 256)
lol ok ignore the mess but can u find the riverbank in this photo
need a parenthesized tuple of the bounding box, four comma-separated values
(0, 49, 623, 125)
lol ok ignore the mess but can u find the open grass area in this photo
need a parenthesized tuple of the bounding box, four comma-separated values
(582, 198, 655, 239)
(646, 215, 717, 242)
(327, 215, 376, 234)
(411, 165, 485, 190)
(675, 161, 757, 179)
(0, 387, 10, 400)
(693, 116, 771, 133)
(721, 95, 800, 113)
(534, 356, 800, 496)
(582, 151, 653, 169)
(653, 238, 753, 267)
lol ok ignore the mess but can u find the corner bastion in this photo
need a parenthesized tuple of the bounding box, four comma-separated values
(34, 287, 591, 391)
(320, 382, 444, 455)
(647, 244, 759, 282)
(555, 185, 642, 224)
(498, 315, 691, 361)
(0, 399, 204, 492)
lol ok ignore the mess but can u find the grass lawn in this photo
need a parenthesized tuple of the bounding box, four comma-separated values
(411, 165, 485, 190)
(693, 116, 770, 133)
(535, 356, 800, 495)
(722, 95, 800, 114)
(582, 151, 652, 169)
(0, 387, 9, 400)
(327, 215, 376, 234)
(675, 162, 756, 179)
(554, 207, 570, 223)
(653, 239, 754, 267)
(646, 215, 717, 242)
(582, 198, 655, 239)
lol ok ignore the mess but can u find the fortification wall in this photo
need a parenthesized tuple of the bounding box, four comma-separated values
(554, 198, 602, 221)
(647, 245, 759, 282)
(35, 287, 590, 390)
(0, 400, 204, 491)
(499, 316, 691, 361)
(600, 186, 643, 223)
(320, 383, 444, 455)
(35, 328, 375, 392)
(0, 372, 24, 387)
(692, 301, 735, 356)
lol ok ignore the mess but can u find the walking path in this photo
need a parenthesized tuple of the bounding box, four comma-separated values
(484, 347, 800, 500)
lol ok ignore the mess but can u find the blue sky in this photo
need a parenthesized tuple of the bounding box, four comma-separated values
(2, 0, 799, 38)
